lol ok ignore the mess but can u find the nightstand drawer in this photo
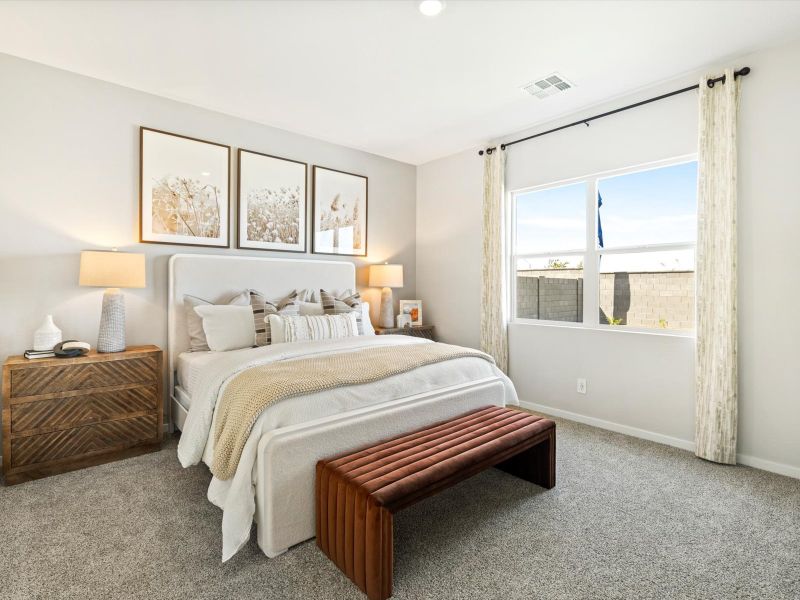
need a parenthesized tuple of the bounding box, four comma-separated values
(11, 413, 158, 468)
(10, 355, 158, 397)
(11, 385, 158, 434)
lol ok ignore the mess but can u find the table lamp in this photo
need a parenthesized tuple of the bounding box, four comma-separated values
(369, 263, 403, 328)
(79, 250, 146, 353)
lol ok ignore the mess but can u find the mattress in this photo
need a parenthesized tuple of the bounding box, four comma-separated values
(176, 351, 209, 399)
(177, 346, 270, 398)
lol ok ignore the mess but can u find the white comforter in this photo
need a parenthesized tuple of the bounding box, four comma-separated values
(177, 335, 516, 561)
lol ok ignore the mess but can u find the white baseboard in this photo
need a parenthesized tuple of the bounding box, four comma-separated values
(518, 400, 800, 480)
(736, 453, 800, 480)
(518, 400, 695, 451)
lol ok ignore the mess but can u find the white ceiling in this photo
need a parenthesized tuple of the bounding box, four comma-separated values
(1, 1, 800, 165)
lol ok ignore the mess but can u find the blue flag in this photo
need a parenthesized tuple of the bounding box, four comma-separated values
(597, 192, 604, 248)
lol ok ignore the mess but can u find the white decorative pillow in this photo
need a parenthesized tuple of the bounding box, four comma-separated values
(360, 301, 375, 335)
(298, 301, 325, 316)
(184, 291, 249, 352)
(296, 289, 314, 302)
(267, 314, 287, 344)
(193, 305, 255, 352)
(275, 313, 359, 343)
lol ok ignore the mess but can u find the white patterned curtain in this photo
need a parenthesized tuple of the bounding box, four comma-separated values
(481, 149, 508, 373)
(695, 69, 741, 465)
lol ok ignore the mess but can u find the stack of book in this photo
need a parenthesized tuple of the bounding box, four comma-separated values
(24, 349, 56, 360)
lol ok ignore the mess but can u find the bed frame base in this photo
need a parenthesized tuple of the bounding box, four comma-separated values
(253, 376, 509, 558)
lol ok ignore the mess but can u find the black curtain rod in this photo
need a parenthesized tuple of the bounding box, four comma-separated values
(478, 67, 751, 156)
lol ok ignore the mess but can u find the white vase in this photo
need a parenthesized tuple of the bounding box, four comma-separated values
(33, 314, 62, 351)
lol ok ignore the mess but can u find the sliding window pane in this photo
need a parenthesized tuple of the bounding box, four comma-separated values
(516, 256, 584, 323)
(516, 182, 586, 254)
(598, 249, 694, 330)
(597, 161, 697, 249)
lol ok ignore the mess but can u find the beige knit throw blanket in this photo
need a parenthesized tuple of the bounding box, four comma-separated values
(211, 342, 494, 480)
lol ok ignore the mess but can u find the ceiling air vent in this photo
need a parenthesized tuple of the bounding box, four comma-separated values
(522, 73, 575, 100)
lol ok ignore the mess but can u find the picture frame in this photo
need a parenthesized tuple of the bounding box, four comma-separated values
(399, 300, 423, 326)
(237, 148, 307, 253)
(140, 127, 230, 247)
(312, 165, 368, 256)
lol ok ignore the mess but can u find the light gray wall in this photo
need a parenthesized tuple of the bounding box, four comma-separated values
(415, 147, 483, 348)
(0, 54, 417, 433)
(416, 38, 800, 477)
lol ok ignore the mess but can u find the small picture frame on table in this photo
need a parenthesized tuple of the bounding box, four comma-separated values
(399, 300, 422, 326)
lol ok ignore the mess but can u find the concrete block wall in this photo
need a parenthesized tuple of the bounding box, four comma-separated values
(517, 271, 582, 322)
(599, 271, 694, 329)
(517, 270, 694, 330)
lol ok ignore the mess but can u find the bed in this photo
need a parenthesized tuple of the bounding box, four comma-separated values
(167, 254, 517, 561)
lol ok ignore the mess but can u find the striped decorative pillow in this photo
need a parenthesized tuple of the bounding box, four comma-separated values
(319, 289, 364, 335)
(282, 313, 358, 343)
(249, 290, 300, 346)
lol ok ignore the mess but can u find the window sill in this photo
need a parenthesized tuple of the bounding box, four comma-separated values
(510, 318, 695, 339)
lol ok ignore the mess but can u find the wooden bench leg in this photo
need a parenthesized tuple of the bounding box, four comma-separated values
(496, 428, 556, 489)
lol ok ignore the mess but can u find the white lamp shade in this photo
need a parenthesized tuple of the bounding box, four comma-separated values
(369, 264, 403, 288)
(79, 251, 146, 288)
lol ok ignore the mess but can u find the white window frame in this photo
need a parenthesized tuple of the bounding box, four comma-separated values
(509, 154, 698, 337)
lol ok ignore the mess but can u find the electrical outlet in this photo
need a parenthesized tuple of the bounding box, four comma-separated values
(577, 378, 587, 394)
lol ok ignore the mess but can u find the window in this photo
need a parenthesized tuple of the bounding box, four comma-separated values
(511, 157, 697, 332)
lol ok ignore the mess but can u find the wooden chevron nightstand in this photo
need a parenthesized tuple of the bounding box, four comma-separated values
(2, 345, 163, 485)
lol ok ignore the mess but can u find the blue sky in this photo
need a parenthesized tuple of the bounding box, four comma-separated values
(516, 161, 697, 271)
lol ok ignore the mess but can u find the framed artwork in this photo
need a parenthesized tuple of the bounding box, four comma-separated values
(139, 127, 230, 247)
(399, 300, 423, 326)
(312, 165, 368, 256)
(237, 149, 307, 252)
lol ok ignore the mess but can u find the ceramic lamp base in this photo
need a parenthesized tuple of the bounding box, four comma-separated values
(379, 287, 394, 329)
(97, 288, 126, 353)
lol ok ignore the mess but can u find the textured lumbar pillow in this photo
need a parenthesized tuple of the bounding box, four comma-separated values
(184, 291, 249, 352)
(249, 289, 301, 346)
(193, 305, 255, 352)
(319, 289, 364, 334)
(272, 313, 358, 343)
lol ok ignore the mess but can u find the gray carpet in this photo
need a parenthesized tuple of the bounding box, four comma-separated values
(1, 416, 798, 600)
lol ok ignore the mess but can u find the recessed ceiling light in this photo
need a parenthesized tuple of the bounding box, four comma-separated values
(201, 171, 211, 177)
(418, 0, 445, 17)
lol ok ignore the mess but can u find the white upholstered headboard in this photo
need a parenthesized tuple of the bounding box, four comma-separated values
(167, 253, 356, 395)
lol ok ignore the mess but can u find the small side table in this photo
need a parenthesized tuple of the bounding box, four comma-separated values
(374, 325, 436, 341)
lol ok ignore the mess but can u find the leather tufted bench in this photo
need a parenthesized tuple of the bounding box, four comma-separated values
(316, 406, 556, 600)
